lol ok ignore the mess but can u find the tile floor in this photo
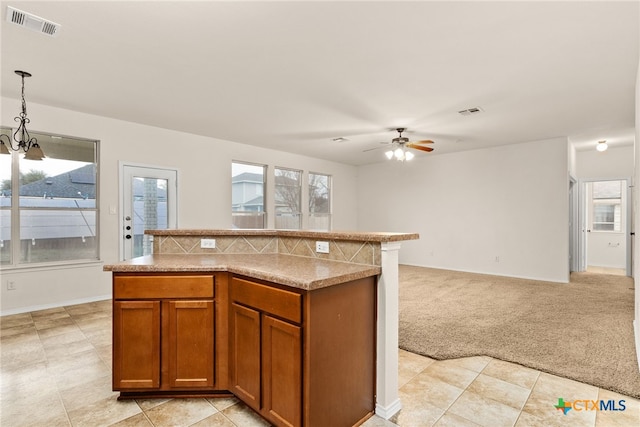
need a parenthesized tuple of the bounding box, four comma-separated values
(1, 300, 638, 427)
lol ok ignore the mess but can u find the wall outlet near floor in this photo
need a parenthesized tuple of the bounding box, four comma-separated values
(315, 241, 330, 254)
(7, 280, 16, 291)
(200, 238, 216, 249)
(495, 256, 500, 262)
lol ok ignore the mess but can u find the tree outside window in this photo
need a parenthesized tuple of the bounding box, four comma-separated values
(308, 173, 331, 230)
(274, 167, 301, 229)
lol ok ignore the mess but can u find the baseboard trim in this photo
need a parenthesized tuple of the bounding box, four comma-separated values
(399, 262, 569, 284)
(375, 398, 402, 420)
(1, 294, 111, 316)
(634, 320, 640, 371)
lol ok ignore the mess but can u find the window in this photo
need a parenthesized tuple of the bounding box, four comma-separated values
(591, 180, 622, 232)
(308, 172, 331, 230)
(0, 129, 11, 264)
(1, 128, 99, 266)
(274, 167, 302, 229)
(232, 162, 266, 229)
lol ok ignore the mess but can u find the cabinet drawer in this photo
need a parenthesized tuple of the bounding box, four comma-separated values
(114, 275, 214, 299)
(231, 277, 302, 324)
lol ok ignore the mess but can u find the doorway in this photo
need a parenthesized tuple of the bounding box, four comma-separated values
(120, 164, 177, 260)
(577, 178, 632, 276)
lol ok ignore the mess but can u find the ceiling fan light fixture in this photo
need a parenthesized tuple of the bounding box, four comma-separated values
(383, 128, 434, 162)
(596, 140, 608, 152)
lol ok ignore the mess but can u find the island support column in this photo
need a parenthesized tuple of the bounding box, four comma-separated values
(375, 241, 402, 419)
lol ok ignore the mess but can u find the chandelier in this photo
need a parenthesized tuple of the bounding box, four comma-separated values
(0, 70, 45, 160)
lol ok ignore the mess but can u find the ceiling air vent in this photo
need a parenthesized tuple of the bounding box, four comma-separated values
(458, 107, 484, 116)
(6, 6, 61, 37)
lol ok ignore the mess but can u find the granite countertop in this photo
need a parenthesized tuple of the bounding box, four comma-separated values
(145, 228, 419, 243)
(103, 254, 381, 291)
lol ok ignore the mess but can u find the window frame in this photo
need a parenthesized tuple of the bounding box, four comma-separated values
(274, 166, 302, 230)
(231, 161, 267, 229)
(1, 128, 100, 268)
(589, 180, 623, 233)
(308, 171, 332, 231)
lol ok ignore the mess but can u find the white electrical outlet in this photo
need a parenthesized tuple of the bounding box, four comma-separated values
(200, 239, 216, 249)
(315, 241, 329, 254)
(7, 281, 16, 291)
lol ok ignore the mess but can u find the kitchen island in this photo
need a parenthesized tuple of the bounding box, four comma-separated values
(104, 229, 418, 426)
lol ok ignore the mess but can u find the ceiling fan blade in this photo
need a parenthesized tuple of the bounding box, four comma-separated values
(408, 144, 434, 153)
(410, 139, 434, 145)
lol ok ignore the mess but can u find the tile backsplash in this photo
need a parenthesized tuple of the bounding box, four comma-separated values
(154, 235, 381, 266)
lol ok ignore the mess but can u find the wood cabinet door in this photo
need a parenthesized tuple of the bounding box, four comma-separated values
(262, 315, 301, 427)
(230, 303, 261, 411)
(113, 300, 161, 390)
(167, 300, 215, 388)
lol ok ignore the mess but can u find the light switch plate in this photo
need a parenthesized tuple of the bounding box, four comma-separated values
(200, 238, 216, 249)
(315, 241, 329, 253)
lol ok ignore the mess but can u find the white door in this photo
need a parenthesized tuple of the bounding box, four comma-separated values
(121, 165, 177, 260)
(583, 179, 629, 275)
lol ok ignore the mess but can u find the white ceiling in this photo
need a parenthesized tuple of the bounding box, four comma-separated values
(1, 1, 638, 166)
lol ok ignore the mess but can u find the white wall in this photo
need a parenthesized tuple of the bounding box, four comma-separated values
(634, 53, 640, 369)
(357, 137, 570, 283)
(575, 145, 635, 179)
(0, 99, 359, 314)
(568, 142, 577, 178)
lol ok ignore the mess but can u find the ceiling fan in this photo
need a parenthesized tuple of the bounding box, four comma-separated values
(366, 128, 434, 161)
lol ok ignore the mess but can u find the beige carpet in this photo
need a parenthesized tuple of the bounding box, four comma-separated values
(398, 265, 640, 398)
